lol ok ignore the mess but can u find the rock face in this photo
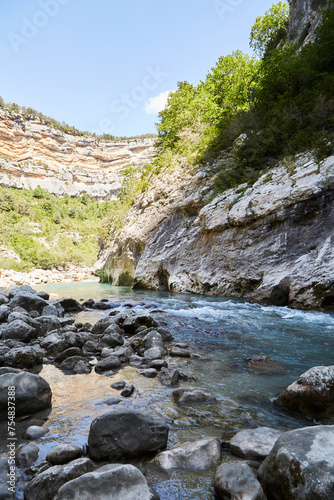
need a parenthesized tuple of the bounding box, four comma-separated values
(274, 365, 334, 417)
(0, 109, 154, 199)
(96, 155, 334, 309)
(54, 464, 158, 500)
(88, 409, 168, 461)
(0, 368, 52, 420)
(258, 425, 334, 500)
(288, 0, 333, 44)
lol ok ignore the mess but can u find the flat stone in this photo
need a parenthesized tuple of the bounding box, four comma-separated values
(137, 368, 158, 378)
(156, 438, 221, 471)
(111, 380, 126, 390)
(95, 356, 121, 373)
(25, 426, 49, 440)
(230, 427, 283, 460)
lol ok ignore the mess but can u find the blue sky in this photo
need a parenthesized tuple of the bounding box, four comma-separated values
(0, 0, 281, 137)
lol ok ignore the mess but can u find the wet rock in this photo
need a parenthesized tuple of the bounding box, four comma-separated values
(144, 347, 162, 361)
(35, 316, 62, 335)
(60, 356, 87, 371)
(23, 457, 95, 500)
(4, 346, 41, 368)
(73, 360, 92, 374)
(123, 314, 158, 335)
(54, 463, 159, 500)
(157, 367, 180, 386)
(8, 292, 48, 313)
(91, 317, 117, 335)
(245, 355, 285, 374)
(25, 460, 50, 477)
(0, 368, 52, 420)
(111, 380, 126, 390)
(121, 383, 134, 397)
(156, 327, 174, 342)
(1, 319, 38, 342)
(88, 409, 169, 460)
(25, 426, 49, 439)
(82, 299, 95, 309)
(16, 444, 39, 467)
(42, 305, 61, 317)
(230, 427, 283, 459)
(92, 301, 111, 310)
(150, 359, 168, 370)
(137, 368, 158, 378)
(258, 425, 334, 500)
(95, 356, 121, 373)
(46, 445, 83, 465)
(129, 354, 144, 367)
(214, 462, 266, 500)
(169, 347, 191, 358)
(172, 387, 217, 405)
(156, 438, 221, 471)
(99, 331, 124, 348)
(54, 298, 83, 313)
(112, 345, 134, 362)
(54, 347, 84, 364)
(270, 277, 290, 307)
(274, 365, 334, 417)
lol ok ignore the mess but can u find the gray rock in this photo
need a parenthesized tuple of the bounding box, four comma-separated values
(99, 397, 122, 406)
(137, 368, 158, 378)
(54, 347, 84, 363)
(111, 345, 134, 362)
(129, 354, 144, 367)
(121, 383, 134, 397)
(0, 369, 52, 420)
(92, 301, 111, 310)
(258, 425, 334, 500)
(99, 331, 124, 348)
(214, 462, 266, 500)
(141, 331, 164, 351)
(157, 367, 179, 386)
(169, 347, 191, 357)
(274, 365, 334, 417)
(111, 380, 126, 390)
(23, 457, 95, 500)
(61, 331, 84, 349)
(60, 356, 87, 371)
(123, 314, 158, 335)
(41, 333, 66, 357)
(0, 304, 10, 322)
(16, 444, 39, 467)
(4, 346, 40, 367)
(8, 285, 37, 298)
(1, 319, 38, 342)
(95, 356, 121, 373)
(91, 317, 117, 335)
(54, 463, 159, 500)
(54, 298, 83, 313)
(46, 445, 83, 465)
(0, 294, 9, 305)
(37, 291, 50, 301)
(42, 305, 61, 317)
(35, 316, 62, 335)
(144, 347, 162, 361)
(102, 323, 123, 336)
(156, 438, 221, 471)
(172, 387, 217, 404)
(25, 426, 49, 439)
(9, 292, 48, 313)
(150, 359, 168, 370)
(73, 360, 92, 374)
(230, 427, 283, 460)
(88, 409, 169, 460)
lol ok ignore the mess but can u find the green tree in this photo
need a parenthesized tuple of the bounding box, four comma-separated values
(250, 2, 289, 58)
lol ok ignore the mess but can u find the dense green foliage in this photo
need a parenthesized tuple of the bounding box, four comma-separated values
(155, 4, 334, 191)
(0, 186, 111, 271)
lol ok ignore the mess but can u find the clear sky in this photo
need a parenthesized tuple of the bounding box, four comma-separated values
(0, 0, 281, 137)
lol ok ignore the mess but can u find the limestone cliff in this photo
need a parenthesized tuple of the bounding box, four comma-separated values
(95, 155, 334, 309)
(288, 0, 333, 43)
(0, 109, 154, 199)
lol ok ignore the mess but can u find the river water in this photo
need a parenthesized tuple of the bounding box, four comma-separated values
(7, 282, 334, 499)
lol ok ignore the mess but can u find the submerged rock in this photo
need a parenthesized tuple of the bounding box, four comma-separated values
(172, 387, 217, 405)
(88, 409, 169, 461)
(156, 438, 221, 471)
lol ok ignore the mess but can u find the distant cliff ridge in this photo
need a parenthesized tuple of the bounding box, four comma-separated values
(0, 109, 154, 198)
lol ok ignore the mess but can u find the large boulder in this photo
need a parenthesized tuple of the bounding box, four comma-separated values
(274, 365, 334, 417)
(8, 292, 48, 313)
(88, 409, 169, 461)
(54, 464, 159, 500)
(35, 316, 62, 335)
(214, 462, 266, 500)
(24, 458, 94, 500)
(54, 298, 83, 313)
(4, 346, 41, 368)
(91, 317, 118, 335)
(156, 438, 221, 471)
(230, 427, 283, 460)
(1, 320, 38, 342)
(0, 368, 52, 420)
(258, 425, 334, 500)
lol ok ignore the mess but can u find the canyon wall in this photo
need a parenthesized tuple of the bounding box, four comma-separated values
(95, 155, 334, 309)
(288, 0, 333, 43)
(0, 109, 154, 198)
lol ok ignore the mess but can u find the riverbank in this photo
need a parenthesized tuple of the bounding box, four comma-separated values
(0, 266, 98, 289)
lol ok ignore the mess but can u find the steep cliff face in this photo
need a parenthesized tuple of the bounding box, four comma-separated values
(288, 0, 333, 43)
(0, 110, 154, 198)
(96, 155, 334, 309)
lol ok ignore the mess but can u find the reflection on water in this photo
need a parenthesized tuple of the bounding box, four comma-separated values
(6, 281, 333, 499)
